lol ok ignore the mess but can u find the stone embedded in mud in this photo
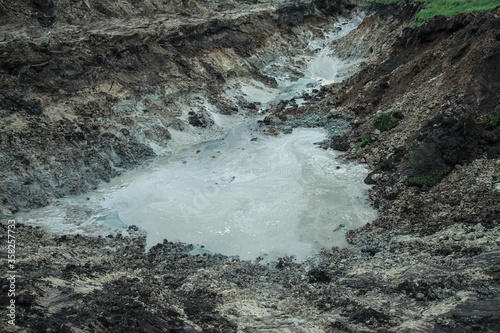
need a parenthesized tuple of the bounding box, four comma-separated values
(188, 111, 214, 128)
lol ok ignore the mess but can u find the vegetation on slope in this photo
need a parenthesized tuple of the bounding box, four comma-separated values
(368, 0, 500, 25)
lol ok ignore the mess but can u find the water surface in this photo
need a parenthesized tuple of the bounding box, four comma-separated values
(16, 14, 377, 262)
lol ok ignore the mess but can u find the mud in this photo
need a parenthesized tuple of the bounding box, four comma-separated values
(1, 0, 499, 332)
(0, 0, 356, 214)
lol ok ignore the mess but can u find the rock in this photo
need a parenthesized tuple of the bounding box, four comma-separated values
(1, 208, 13, 216)
(474, 223, 485, 233)
(188, 111, 214, 128)
(364, 171, 382, 184)
(449, 173, 461, 183)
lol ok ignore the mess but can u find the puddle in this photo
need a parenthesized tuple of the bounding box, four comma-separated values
(15, 14, 377, 262)
(17, 126, 376, 261)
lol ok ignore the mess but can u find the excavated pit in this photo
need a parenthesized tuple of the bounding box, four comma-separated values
(1, 1, 499, 332)
(14, 13, 377, 262)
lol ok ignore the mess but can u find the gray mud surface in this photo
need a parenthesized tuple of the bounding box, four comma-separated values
(1, 0, 499, 332)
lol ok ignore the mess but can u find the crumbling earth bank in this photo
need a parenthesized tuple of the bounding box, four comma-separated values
(0, 0, 353, 214)
(0, 1, 499, 332)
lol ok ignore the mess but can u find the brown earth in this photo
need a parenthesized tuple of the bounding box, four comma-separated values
(1, 1, 499, 332)
(0, 0, 349, 214)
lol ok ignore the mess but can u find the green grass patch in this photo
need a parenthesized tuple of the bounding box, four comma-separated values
(408, 167, 451, 187)
(416, 0, 499, 22)
(489, 106, 500, 128)
(356, 134, 372, 150)
(407, 145, 423, 169)
(374, 113, 400, 132)
(368, 0, 500, 26)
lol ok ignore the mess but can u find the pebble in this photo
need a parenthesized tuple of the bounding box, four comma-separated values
(474, 223, 485, 233)
(128, 225, 139, 232)
(1, 208, 13, 216)
(449, 173, 461, 183)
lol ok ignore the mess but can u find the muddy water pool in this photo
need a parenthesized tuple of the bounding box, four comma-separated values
(16, 14, 377, 262)
(17, 124, 376, 261)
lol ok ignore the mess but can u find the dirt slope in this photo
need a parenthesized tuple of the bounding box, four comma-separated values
(0, 0, 353, 214)
(319, 6, 500, 237)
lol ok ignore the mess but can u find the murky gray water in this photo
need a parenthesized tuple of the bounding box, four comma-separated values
(16, 14, 377, 262)
(17, 122, 376, 261)
(103, 125, 374, 261)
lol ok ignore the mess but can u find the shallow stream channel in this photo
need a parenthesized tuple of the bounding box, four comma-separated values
(17, 14, 377, 262)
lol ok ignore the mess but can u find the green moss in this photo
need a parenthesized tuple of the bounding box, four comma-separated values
(408, 167, 451, 187)
(374, 113, 399, 132)
(356, 134, 372, 150)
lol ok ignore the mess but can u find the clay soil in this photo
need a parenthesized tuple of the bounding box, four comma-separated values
(1, 1, 499, 332)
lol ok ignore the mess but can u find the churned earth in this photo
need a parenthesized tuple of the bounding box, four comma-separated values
(1, 0, 499, 332)
(0, 0, 356, 213)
